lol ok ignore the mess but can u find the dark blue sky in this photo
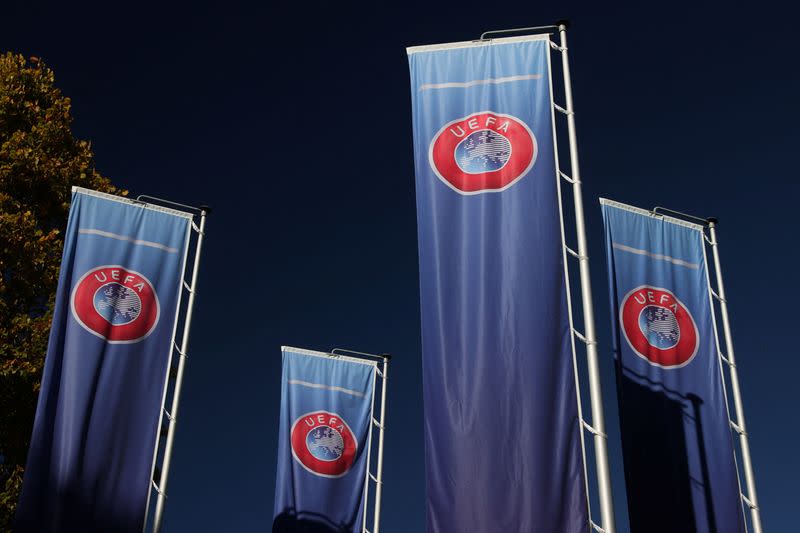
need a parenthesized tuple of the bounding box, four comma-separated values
(5, 1, 799, 531)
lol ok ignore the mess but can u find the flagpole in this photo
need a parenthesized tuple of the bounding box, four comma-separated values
(329, 348, 390, 533)
(557, 22, 616, 533)
(707, 221, 762, 533)
(371, 355, 389, 533)
(153, 207, 208, 533)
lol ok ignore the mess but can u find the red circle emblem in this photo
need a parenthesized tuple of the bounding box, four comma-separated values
(70, 266, 160, 343)
(291, 411, 357, 478)
(620, 285, 699, 368)
(429, 111, 537, 194)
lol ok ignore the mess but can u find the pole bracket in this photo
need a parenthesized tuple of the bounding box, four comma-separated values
(559, 170, 579, 184)
(710, 289, 726, 303)
(554, 103, 573, 116)
(174, 342, 187, 359)
(372, 417, 384, 430)
(572, 329, 597, 346)
(369, 472, 383, 485)
(590, 520, 606, 533)
(152, 480, 166, 498)
(741, 493, 759, 510)
(164, 409, 174, 421)
(549, 40, 566, 52)
(582, 419, 607, 439)
(719, 352, 735, 368)
(565, 246, 587, 261)
(730, 420, 747, 436)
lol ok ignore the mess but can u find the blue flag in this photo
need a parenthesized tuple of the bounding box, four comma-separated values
(273, 347, 376, 533)
(16, 187, 191, 532)
(408, 36, 588, 532)
(601, 199, 744, 533)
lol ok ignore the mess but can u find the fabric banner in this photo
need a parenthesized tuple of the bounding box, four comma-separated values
(16, 187, 191, 532)
(601, 199, 744, 533)
(407, 36, 587, 532)
(273, 347, 376, 533)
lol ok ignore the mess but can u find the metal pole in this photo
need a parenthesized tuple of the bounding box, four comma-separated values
(371, 356, 389, 533)
(153, 209, 208, 532)
(557, 22, 616, 533)
(707, 221, 762, 533)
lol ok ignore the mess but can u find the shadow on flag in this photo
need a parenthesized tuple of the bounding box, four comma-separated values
(273, 510, 350, 533)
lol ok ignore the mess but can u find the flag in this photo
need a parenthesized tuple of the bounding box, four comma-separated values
(15, 187, 192, 532)
(407, 36, 588, 532)
(273, 347, 376, 533)
(601, 198, 745, 533)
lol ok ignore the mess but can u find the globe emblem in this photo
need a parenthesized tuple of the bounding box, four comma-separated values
(306, 425, 345, 462)
(455, 130, 512, 174)
(638, 305, 680, 350)
(93, 283, 142, 326)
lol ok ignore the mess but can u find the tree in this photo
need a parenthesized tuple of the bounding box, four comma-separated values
(0, 52, 123, 529)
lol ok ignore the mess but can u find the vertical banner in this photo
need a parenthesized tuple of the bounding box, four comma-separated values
(16, 187, 191, 532)
(408, 36, 588, 532)
(601, 199, 744, 533)
(273, 347, 376, 533)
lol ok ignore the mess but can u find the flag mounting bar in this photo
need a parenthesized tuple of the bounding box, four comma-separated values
(136, 194, 212, 216)
(330, 347, 392, 362)
(651, 207, 763, 533)
(652, 206, 714, 226)
(478, 23, 560, 40)
(139, 194, 209, 533)
(330, 347, 390, 533)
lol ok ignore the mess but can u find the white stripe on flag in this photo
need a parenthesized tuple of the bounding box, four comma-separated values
(288, 379, 366, 398)
(78, 229, 179, 253)
(612, 242, 699, 269)
(419, 73, 542, 91)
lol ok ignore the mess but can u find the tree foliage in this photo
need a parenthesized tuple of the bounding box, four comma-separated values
(0, 52, 123, 529)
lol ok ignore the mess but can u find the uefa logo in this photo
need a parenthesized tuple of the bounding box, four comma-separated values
(428, 111, 537, 194)
(291, 411, 357, 478)
(620, 285, 699, 368)
(70, 265, 160, 344)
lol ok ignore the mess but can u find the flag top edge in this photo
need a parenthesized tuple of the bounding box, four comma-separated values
(407, 34, 550, 55)
(72, 186, 195, 220)
(599, 197, 705, 232)
(281, 346, 378, 367)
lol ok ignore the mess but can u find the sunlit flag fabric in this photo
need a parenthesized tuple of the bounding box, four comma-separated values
(601, 199, 745, 533)
(273, 347, 376, 533)
(15, 187, 191, 532)
(407, 36, 588, 532)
